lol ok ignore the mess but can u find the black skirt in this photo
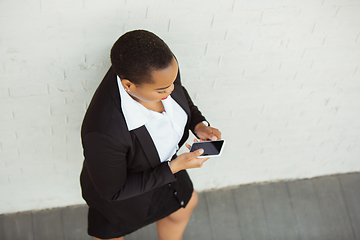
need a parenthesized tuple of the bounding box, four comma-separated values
(87, 170, 194, 239)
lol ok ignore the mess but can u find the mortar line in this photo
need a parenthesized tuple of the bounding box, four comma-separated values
(231, 189, 245, 240)
(285, 182, 302, 240)
(258, 185, 271, 240)
(337, 176, 357, 240)
(204, 193, 216, 240)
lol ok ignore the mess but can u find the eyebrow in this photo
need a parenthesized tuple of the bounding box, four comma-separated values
(155, 84, 172, 90)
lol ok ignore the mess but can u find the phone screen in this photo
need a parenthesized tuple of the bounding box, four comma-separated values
(190, 140, 224, 156)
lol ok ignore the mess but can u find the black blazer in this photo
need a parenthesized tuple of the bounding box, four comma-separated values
(80, 66, 207, 225)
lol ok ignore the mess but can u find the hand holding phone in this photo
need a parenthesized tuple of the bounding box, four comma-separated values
(189, 140, 225, 158)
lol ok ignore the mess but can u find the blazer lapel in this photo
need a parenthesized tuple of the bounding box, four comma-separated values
(108, 65, 190, 168)
(132, 126, 161, 168)
(170, 86, 190, 118)
(169, 65, 191, 118)
(128, 84, 190, 169)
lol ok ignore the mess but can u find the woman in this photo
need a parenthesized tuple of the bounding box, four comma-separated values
(80, 30, 221, 240)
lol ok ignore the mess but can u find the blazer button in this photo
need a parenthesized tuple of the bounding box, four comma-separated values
(174, 191, 177, 195)
(180, 201, 184, 206)
(168, 183, 172, 187)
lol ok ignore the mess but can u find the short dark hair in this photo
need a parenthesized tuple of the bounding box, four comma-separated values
(110, 30, 174, 85)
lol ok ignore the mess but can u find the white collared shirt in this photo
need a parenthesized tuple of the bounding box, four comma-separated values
(117, 76, 188, 162)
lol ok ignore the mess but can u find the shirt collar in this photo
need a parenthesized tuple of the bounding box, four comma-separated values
(117, 76, 184, 133)
(162, 96, 185, 136)
(117, 76, 151, 131)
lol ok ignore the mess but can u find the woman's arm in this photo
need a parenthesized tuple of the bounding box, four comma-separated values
(83, 131, 211, 198)
(181, 86, 222, 141)
(82, 132, 176, 202)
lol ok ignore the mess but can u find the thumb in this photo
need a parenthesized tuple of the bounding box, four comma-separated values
(194, 148, 204, 158)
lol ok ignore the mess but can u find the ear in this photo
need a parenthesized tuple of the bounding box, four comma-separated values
(121, 79, 134, 91)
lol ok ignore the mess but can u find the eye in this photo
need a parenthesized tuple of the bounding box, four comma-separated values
(157, 91, 166, 94)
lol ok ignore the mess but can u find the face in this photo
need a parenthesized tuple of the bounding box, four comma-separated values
(122, 57, 178, 103)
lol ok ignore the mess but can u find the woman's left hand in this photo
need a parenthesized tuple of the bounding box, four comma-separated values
(194, 122, 222, 141)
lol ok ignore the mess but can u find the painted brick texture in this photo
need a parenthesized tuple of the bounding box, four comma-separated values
(0, 0, 359, 213)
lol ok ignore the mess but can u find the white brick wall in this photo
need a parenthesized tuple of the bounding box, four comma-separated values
(1, 0, 359, 214)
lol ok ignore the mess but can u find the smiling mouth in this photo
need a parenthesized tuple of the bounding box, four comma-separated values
(161, 96, 168, 100)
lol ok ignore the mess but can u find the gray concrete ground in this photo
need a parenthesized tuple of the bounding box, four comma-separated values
(1, 172, 359, 240)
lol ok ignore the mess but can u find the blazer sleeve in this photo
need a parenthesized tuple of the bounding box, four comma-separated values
(82, 132, 176, 202)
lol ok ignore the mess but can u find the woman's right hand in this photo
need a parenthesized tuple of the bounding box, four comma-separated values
(169, 148, 209, 174)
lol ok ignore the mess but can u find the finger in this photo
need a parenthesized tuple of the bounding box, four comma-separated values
(193, 148, 204, 158)
(214, 130, 222, 139)
(185, 143, 191, 150)
(196, 127, 213, 141)
(193, 139, 199, 143)
(210, 128, 222, 140)
(204, 128, 215, 140)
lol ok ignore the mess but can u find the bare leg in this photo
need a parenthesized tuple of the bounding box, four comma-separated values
(156, 190, 198, 240)
(94, 237, 124, 240)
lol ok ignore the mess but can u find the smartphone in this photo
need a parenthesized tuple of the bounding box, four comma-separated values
(189, 140, 225, 158)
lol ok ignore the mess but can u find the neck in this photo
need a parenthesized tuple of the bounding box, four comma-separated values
(142, 101, 165, 113)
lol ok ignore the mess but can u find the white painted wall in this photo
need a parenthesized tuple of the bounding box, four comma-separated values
(1, 0, 359, 214)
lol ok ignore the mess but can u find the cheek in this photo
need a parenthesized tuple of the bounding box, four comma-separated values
(137, 92, 160, 102)
(147, 94, 161, 101)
